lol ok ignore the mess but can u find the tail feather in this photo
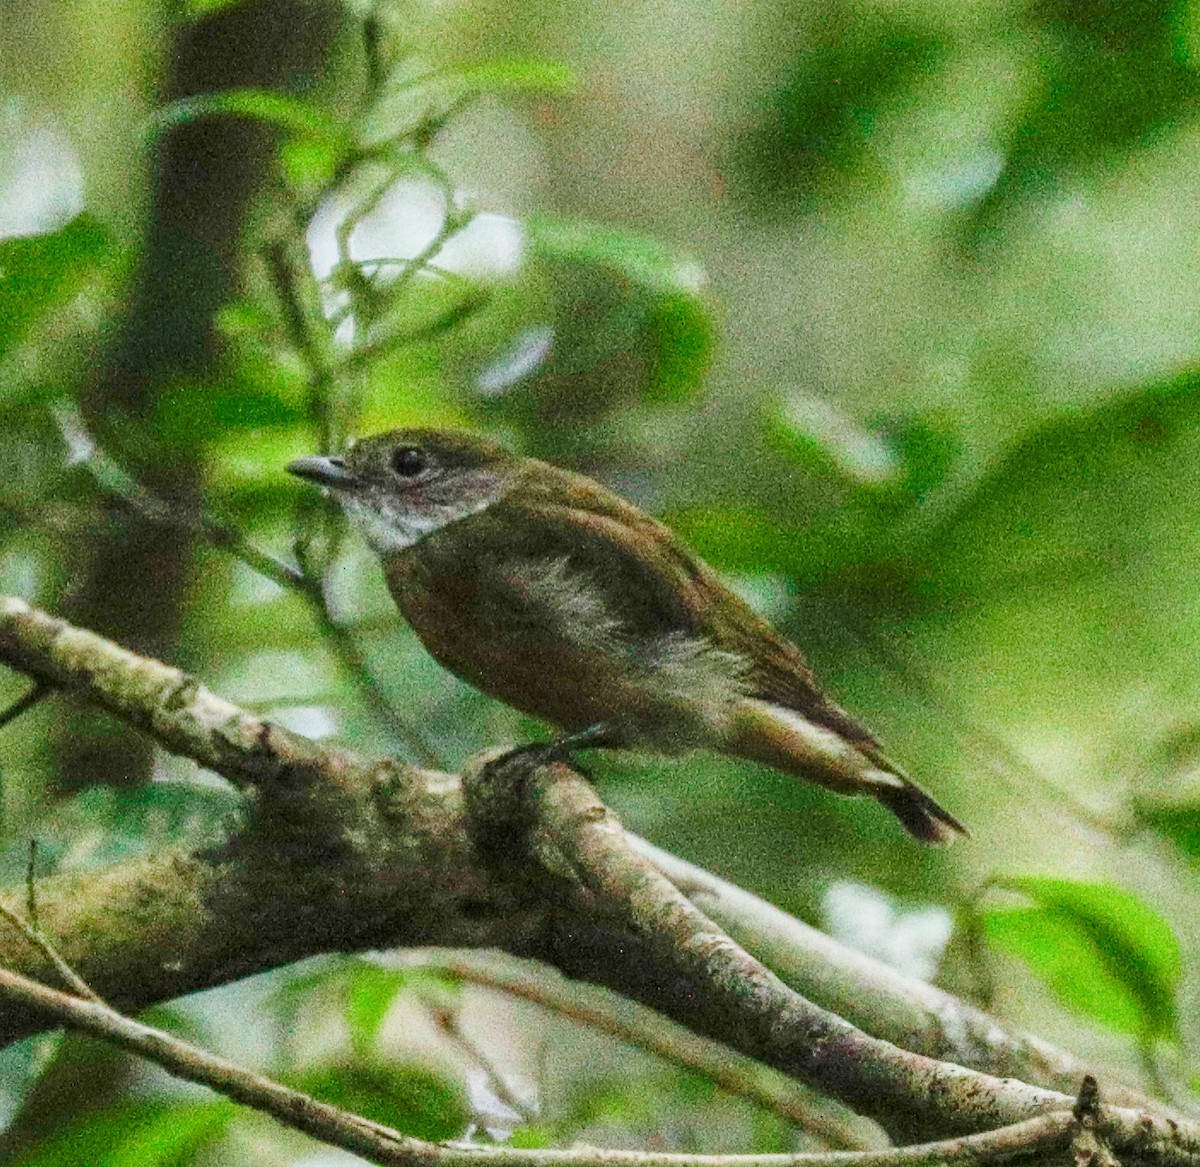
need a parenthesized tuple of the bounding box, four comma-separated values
(872, 778, 967, 844)
(861, 746, 967, 844)
(730, 699, 967, 845)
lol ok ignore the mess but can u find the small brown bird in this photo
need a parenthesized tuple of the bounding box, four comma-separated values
(289, 429, 965, 842)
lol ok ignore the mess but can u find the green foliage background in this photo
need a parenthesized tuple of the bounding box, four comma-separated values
(3, 0, 1200, 1160)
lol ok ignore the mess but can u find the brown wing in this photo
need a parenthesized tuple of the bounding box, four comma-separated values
(491, 464, 883, 751)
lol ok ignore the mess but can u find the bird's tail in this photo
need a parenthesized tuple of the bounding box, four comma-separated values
(730, 698, 967, 844)
(870, 775, 967, 844)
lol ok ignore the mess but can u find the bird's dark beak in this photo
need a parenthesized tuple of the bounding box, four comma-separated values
(286, 455, 356, 490)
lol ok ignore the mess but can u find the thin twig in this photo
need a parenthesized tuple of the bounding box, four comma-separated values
(841, 619, 1116, 836)
(428, 999, 536, 1123)
(0, 901, 102, 1003)
(342, 287, 491, 375)
(293, 539, 441, 766)
(359, 258, 476, 287)
(55, 406, 437, 766)
(25, 841, 39, 933)
(363, 8, 388, 97)
(56, 404, 305, 590)
(379, 204, 475, 302)
(265, 238, 343, 457)
(390, 950, 879, 1150)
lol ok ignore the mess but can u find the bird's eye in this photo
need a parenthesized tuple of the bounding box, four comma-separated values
(390, 447, 428, 477)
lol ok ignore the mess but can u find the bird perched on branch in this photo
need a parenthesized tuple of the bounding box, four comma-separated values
(289, 429, 965, 843)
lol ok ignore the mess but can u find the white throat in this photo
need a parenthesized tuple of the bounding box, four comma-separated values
(338, 470, 506, 554)
(339, 496, 444, 553)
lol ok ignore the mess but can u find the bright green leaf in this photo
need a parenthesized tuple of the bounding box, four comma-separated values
(439, 58, 578, 95)
(984, 907, 1144, 1038)
(289, 1064, 469, 1141)
(280, 134, 345, 190)
(149, 89, 349, 147)
(345, 964, 406, 1057)
(0, 215, 108, 360)
(338, 961, 461, 1059)
(984, 877, 1181, 1042)
(12, 1103, 233, 1167)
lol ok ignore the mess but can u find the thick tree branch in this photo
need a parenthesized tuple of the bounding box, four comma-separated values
(0, 594, 1195, 1159)
(631, 842, 1131, 1108)
(463, 756, 1172, 1146)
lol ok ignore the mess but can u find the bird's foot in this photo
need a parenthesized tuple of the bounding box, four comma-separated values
(546, 722, 618, 760)
(487, 723, 617, 780)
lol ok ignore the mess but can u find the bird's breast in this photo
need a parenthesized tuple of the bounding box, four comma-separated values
(379, 541, 732, 746)
(380, 545, 633, 732)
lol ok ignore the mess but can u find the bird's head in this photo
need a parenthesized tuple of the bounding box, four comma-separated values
(287, 428, 520, 554)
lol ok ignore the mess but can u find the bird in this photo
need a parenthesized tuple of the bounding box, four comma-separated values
(288, 428, 965, 843)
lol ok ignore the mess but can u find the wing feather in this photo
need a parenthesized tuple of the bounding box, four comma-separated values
(486, 469, 881, 751)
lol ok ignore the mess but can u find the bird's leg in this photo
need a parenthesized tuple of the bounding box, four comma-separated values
(490, 723, 619, 777)
(546, 722, 620, 759)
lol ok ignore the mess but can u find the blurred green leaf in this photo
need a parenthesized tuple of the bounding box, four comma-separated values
(290, 1063, 468, 1141)
(158, 379, 306, 440)
(436, 58, 578, 95)
(527, 216, 713, 405)
(150, 89, 349, 147)
(0, 1033, 62, 1131)
(766, 392, 900, 489)
(1136, 802, 1200, 867)
(0, 782, 240, 881)
(280, 134, 345, 190)
(345, 964, 406, 1057)
(207, 425, 321, 503)
(345, 962, 461, 1060)
(181, 0, 250, 17)
(733, 17, 946, 210)
(971, 0, 1200, 234)
(530, 217, 705, 298)
(509, 1123, 556, 1148)
(0, 215, 108, 362)
(644, 292, 715, 403)
(885, 414, 964, 503)
(669, 507, 802, 575)
(13, 1103, 233, 1167)
(919, 369, 1200, 596)
(983, 876, 1181, 1042)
